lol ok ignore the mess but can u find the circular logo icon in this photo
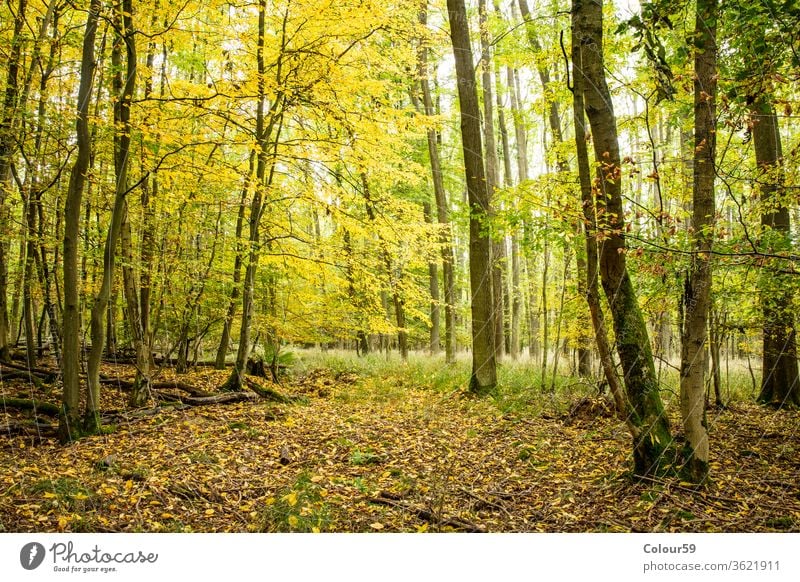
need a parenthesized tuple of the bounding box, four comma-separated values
(20, 542, 46, 570)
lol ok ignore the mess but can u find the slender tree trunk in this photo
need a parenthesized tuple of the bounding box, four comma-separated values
(342, 228, 370, 356)
(447, 0, 497, 393)
(424, 202, 441, 353)
(679, 0, 717, 482)
(85, 0, 136, 432)
(60, 0, 101, 442)
(362, 175, 407, 361)
(478, 0, 505, 361)
(227, 0, 284, 390)
(419, 8, 456, 363)
(508, 65, 537, 359)
(126, 11, 165, 405)
(23, 194, 37, 368)
(573, 0, 671, 476)
(215, 150, 253, 368)
(710, 310, 724, 408)
(0, 0, 29, 363)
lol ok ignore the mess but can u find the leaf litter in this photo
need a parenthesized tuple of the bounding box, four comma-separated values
(1, 364, 798, 532)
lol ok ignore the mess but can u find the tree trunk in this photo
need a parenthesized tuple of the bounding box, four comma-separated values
(60, 0, 102, 442)
(23, 193, 37, 368)
(573, 0, 671, 476)
(85, 0, 136, 432)
(679, 0, 717, 483)
(215, 151, 253, 369)
(0, 0, 29, 363)
(478, 0, 505, 361)
(362, 175, 407, 361)
(226, 0, 284, 391)
(751, 95, 800, 407)
(447, 0, 497, 393)
(424, 202, 441, 354)
(418, 8, 456, 363)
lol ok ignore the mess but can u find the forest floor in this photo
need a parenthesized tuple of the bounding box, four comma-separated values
(1, 354, 799, 533)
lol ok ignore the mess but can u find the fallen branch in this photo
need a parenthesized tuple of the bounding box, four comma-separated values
(0, 397, 60, 416)
(182, 392, 259, 406)
(0, 420, 58, 437)
(244, 378, 292, 403)
(0, 361, 59, 378)
(101, 404, 190, 424)
(369, 494, 485, 532)
(100, 376, 214, 397)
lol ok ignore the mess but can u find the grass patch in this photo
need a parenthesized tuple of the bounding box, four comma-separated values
(29, 477, 97, 511)
(349, 448, 382, 466)
(258, 473, 334, 532)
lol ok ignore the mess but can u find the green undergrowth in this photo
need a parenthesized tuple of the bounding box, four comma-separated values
(291, 348, 759, 418)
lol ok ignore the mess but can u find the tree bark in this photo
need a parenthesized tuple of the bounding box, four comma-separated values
(215, 151, 253, 368)
(424, 202, 441, 353)
(60, 0, 102, 443)
(679, 0, 717, 482)
(573, 0, 671, 476)
(447, 0, 497, 393)
(84, 0, 137, 432)
(418, 8, 456, 363)
(478, 0, 505, 361)
(0, 0, 29, 363)
(752, 96, 800, 407)
(226, 0, 284, 391)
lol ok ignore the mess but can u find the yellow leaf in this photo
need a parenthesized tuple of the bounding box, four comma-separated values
(416, 523, 429, 533)
(204, 508, 215, 516)
(43, 492, 57, 499)
(288, 515, 299, 528)
(161, 513, 174, 519)
(286, 492, 298, 507)
(310, 475, 324, 483)
(369, 522, 384, 530)
(57, 516, 69, 530)
(311, 527, 321, 533)
(124, 480, 133, 491)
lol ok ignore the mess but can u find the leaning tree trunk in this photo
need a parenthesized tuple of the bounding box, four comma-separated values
(573, 0, 671, 476)
(60, 0, 101, 442)
(679, 0, 717, 483)
(447, 0, 497, 393)
(752, 95, 800, 407)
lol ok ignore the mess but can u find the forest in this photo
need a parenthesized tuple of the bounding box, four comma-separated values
(0, 0, 799, 533)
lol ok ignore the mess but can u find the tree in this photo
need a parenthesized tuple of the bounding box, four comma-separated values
(418, 6, 456, 363)
(572, 0, 672, 476)
(84, 0, 137, 432)
(571, 0, 638, 444)
(447, 0, 497, 393)
(679, 0, 717, 482)
(60, 0, 102, 442)
(752, 91, 800, 408)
